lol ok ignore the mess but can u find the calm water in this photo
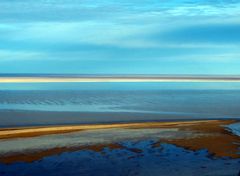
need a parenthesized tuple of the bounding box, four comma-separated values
(1, 82, 240, 127)
(1, 141, 240, 176)
(1, 82, 240, 176)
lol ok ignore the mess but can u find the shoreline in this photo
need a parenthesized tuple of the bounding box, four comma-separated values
(0, 119, 240, 164)
(1, 75, 240, 83)
(0, 119, 231, 139)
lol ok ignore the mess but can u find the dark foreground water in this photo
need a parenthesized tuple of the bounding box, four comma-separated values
(1, 82, 240, 126)
(0, 140, 240, 176)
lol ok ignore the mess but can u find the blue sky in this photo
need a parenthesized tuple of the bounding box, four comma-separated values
(0, 0, 240, 74)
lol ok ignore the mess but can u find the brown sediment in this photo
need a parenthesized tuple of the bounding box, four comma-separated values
(0, 120, 239, 164)
(154, 120, 240, 158)
(0, 143, 123, 164)
(0, 129, 84, 139)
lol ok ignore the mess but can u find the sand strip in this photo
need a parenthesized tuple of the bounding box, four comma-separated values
(1, 77, 240, 82)
(0, 120, 221, 139)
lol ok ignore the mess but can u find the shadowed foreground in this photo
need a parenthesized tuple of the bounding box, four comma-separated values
(0, 120, 240, 176)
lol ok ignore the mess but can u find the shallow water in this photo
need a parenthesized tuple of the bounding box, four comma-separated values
(0, 82, 240, 175)
(1, 82, 240, 126)
(227, 122, 240, 137)
(0, 140, 239, 176)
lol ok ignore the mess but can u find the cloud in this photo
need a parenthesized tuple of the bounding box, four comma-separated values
(153, 23, 240, 44)
(0, 0, 240, 74)
(0, 50, 46, 61)
(0, 0, 240, 23)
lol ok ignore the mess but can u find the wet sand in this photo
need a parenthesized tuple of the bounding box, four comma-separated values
(0, 120, 239, 164)
(0, 120, 221, 139)
(155, 120, 240, 158)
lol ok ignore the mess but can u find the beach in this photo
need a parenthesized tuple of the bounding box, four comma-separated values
(0, 120, 239, 164)
(1, 75, 240, 83)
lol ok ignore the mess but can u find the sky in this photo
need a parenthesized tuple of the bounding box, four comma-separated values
(0, 0, 240, 75)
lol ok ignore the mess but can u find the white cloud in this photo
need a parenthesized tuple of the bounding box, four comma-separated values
(0, 50, 46, 61)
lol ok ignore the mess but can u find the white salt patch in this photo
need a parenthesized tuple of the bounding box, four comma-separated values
(226, 122, 240, 137)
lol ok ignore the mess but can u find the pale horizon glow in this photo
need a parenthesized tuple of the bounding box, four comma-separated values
(1, 76, 240, 83)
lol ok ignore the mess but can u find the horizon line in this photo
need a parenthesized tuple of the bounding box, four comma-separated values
(1, 74, 240, 83)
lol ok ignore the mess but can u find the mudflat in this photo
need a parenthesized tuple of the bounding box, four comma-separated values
(0, 120, 239, 164)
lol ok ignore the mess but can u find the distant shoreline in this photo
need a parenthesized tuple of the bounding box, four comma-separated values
(1, 74, 240, 82)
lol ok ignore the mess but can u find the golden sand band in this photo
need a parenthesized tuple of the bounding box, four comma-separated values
(0, 120, 222, 139)
(1, 77, 240, 83)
